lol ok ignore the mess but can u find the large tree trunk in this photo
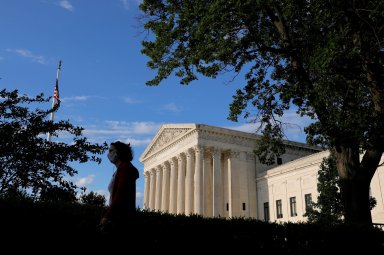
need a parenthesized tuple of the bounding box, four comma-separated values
(336, 147, 380, 226)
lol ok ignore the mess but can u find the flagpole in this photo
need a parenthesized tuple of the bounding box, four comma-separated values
(47, 60, 62, 142)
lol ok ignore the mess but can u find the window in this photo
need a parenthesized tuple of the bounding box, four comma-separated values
(277, 157, 283, 165)
(290, 197, 297, 217)
(242, 203, 246, 211)
(226, 203, 229, 211)
(305, 193, 312, 212)
(276, 199, 283, 218)
(263, 202, 270, 221)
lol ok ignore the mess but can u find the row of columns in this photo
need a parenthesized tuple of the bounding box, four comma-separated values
(143, 145, 226, 217)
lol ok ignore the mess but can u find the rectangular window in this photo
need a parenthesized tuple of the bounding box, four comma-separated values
(290, 197, 297, 217)
(276, 199, 283, 218)
(263, 202, 270, 221)
(226, 203, 229, 211)
(242, 203, 246, 211)
(305, 193, 312, 212)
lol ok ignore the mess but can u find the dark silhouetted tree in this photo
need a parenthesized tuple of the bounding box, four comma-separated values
(79, 191, 106, 207)
(0, 89, 108, 199)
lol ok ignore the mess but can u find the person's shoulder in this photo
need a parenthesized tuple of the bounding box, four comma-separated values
(122, 162, 139, 176)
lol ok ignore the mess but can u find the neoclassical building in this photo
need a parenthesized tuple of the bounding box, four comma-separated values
(140, 124, 384, 224)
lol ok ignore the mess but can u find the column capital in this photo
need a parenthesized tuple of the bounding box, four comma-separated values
(193, 144, 204, 152)
(246, 151, 256, 161)
(185, 148, 194, 157)
(177, 153, 185, 160)
(169, 157, 177, 166)
(212, 147, 221, 156)
(226, 150, 240, 159)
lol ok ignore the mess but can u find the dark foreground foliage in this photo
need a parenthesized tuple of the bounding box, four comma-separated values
(1, 197, 383, 254)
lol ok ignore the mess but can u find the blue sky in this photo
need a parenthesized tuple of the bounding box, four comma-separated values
(0, 0, 311, 207)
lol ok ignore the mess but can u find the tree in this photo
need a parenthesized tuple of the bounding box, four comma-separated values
(39, 186, 78, 203)
(139, 0, 384, 226)
(306, 150, 377, 224)
(79, 190, 107, 207)
(0, 89, 108, 199)
(305, 151, 345, 224)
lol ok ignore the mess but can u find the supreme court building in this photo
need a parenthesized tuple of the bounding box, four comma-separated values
(140, 124, 384, 224)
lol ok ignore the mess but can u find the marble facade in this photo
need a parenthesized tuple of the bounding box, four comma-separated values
(140, 124, 384, 224)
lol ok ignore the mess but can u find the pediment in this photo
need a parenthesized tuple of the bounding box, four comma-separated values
(141, 125, 195, 160)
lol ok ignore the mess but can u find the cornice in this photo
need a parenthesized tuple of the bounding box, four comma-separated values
(257, 150, 330, 181)
(140, 123, 323, 166)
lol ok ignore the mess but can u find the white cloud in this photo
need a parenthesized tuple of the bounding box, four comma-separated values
(136, 191, 144, 208)
(75, 174, 95, 186)
(103, 121, 160, 135)
(227, 123, 260, 133)
(7, 48, 46, 64)
(120, 0, 130, 10)
(59, 0, 74, 11)
(61, 96, 89, 102)
(226, 109, 315, 143)
(123, 96, 141, 104)
(162, 103, 182, 113)
(124, 137, 152, 147)
(80, 121, 160, 146)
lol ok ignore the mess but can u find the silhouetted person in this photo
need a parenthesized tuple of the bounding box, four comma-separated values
(99, 141, 139, 233)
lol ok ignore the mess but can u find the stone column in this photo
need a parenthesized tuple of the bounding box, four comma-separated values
(213, 147, 222, 217)
(194, 145, 204, 215)
(185, 149, 194, 215)
(227, 150, 240, 218)
(144, 171, 150, 209)
(149, 169, 156, 210)
(204, 151, 213, 217)
(169, 158, 178, 214)
(177, 154, 186, 214)
(155, 166, 162, 211)
(161, 163, 170, 212)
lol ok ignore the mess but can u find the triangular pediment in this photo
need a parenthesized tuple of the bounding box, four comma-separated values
(140, 124, 196, 160)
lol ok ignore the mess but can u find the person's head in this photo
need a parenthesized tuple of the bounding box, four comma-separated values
(107, 141, 133, 164)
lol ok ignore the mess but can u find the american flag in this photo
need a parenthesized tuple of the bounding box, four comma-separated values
(53, 82, 59, 104)
(47, 60, 62, 142)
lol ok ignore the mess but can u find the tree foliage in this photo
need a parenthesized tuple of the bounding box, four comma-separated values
(305, 151, 345, 224)
(0, 89, 108, 198)
(306, 150, 377, 224)
(139, 0, 384, 226)
(79, 190, 107, 207)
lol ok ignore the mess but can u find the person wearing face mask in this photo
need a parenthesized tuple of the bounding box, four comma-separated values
(99, 141, 139, 233)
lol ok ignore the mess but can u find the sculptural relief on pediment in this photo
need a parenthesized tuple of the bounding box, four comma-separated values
(144, 128, 192, 157)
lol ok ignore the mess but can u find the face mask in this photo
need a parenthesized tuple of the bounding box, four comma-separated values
(108, 151, 118, 163)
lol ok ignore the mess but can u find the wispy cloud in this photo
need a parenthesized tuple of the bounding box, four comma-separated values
(136, 191, 144, 208)
(123, 96, 141, 104)
(104, 121, 160, 135)
(81, 121, 161, 146)
(7, 48, 47, 64)
(226, 109, 315, 143)
(59, 0, 74, 11)
(162, 103, 182, 113)
(75, 174, 95, 186)
(119, 0, 130, 10)
(125, 137, 152, 147)
(61, 96, 89, 103)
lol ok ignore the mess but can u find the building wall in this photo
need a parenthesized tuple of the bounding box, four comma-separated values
(257, 150, 384, 224)
(141, 124, 384, 224)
